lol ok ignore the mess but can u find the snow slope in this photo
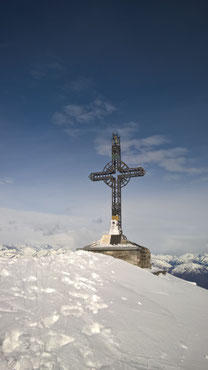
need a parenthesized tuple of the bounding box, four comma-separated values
(0, 246, 208, 370)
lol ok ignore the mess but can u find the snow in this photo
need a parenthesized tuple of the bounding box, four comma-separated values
(151, 259, 172, 271)
(84, 244, 139, 250)
(151, 253, 208, 272)
(152, 253, 208, 289)
(172, 262, 206, 274)
(0, 246, 208, 369)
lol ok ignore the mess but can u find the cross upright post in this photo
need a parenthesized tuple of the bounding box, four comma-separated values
(89, 133, 146, 244)
(111, 134, 122, 230)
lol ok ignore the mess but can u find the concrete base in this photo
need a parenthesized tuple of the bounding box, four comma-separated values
(78, 236, 151, 268)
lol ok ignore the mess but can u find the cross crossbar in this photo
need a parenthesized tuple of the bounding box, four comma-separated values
(89, 133, 146, 233)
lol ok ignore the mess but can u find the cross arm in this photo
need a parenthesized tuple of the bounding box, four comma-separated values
(89, 170, 115, 182)
(118, 166, 146, 179)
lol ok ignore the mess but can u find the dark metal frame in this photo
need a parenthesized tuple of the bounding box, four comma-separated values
(89, 133, 146, 232)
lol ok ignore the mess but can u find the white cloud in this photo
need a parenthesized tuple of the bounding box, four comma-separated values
(124, 188, 208, 255)
(95, 125, 207, 175)
(53, 98, 116, 126)
(94, 121, 140, 156)
(1, 185, 208, 256)
(123, 148, 206, 174)
(123, 147, 187, 170)
(0, 208, 97, 249)
(140, 135, 169, 147)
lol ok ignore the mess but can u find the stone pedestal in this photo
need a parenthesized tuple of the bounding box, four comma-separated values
(78, 236, 151, 268)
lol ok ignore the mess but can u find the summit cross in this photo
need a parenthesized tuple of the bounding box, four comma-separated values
(89, 133, 146, 242)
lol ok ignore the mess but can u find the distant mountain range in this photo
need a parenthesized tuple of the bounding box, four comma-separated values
(152, 253, 208, 290)
(1, 244, 208, 291)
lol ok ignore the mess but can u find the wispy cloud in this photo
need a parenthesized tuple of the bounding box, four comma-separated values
(1, 186, 208, 254)
(123, 147, 207, 174)
(30, 62, 66, 80)
(0, 177, 13, 185)
(95, 122, 168, 155)
(64, 128, 82, 137)
(53, 98, 116, 127)
(70, 78, 92, 92)
(34, 222, 71, 236)
(0, 208, 103, 249)
(94, 122, 140, 155)
(95, 123, 207, 176)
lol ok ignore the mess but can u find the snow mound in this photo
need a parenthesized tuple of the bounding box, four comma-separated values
(0, 246, 208, 369)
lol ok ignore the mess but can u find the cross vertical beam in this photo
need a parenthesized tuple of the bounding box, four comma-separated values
(111, 134, 122, 230)
(112, 134, 121, 170)
(89, 133, 146, 244)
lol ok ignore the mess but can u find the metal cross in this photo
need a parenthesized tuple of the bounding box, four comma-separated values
(89, 133, 146, 234)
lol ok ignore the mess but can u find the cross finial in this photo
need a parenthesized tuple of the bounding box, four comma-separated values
(112, 133, 119, 144)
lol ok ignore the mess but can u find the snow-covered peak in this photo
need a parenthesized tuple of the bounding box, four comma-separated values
(0, 246, 208, 369)
(150, 257, 172, 270)
(172, 262, 207, 274)
(152, 253, 208, 290)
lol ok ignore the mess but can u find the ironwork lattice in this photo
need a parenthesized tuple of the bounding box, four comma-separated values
(89, 133, 146, 232)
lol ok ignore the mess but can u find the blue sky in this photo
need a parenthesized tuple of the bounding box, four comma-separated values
(0, 1, 208, 253)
